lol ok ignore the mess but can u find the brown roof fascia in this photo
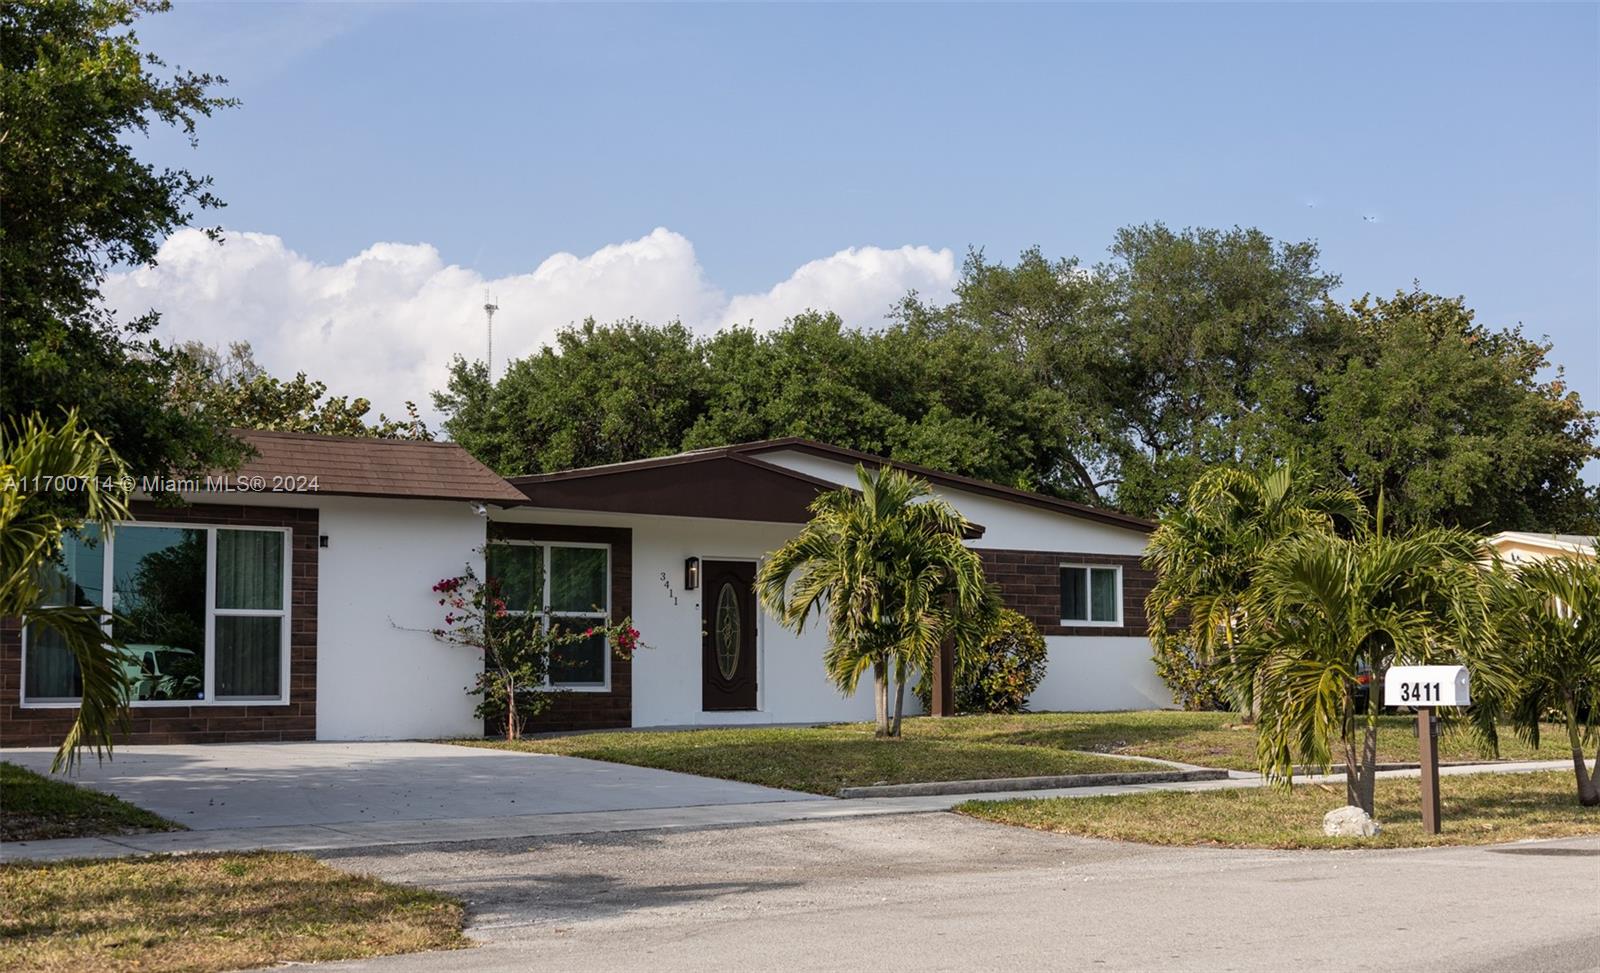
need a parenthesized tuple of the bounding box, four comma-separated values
(507, 450, 987, 538)
(733, 438, 1155, 533)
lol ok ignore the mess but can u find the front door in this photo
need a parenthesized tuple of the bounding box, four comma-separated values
(701, 559, 757, 711)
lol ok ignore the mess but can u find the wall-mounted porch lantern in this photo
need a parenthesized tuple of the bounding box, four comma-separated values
(684, 556, 701, 591)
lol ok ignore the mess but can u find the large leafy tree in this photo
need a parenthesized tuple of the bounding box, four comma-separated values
(1101, 225, 1344, 514)
(2, 0, 245, 476)
(171, 341, 432, 440)
(1144, 460, 1361, 713)
(1240, 511, 1488, 815)
(1303, 291, 1598, 532)
(0, 412, 133, 771)
(756, 466, 997, 737)
(1481, 552, 1600, 806)
(434, 318, 708, 475)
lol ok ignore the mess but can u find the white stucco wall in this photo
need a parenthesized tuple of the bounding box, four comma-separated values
(313, 497, 487, 740)
(1029, 636, 1172, 711)
(755, 450, 1171, 712)
(492, 508, 889, 727)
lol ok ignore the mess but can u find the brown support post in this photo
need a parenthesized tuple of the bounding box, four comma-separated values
(931, 637, 955, 717)
(1418, 706, 1441, 835)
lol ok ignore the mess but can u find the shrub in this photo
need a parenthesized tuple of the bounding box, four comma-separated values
(1151, 635, 1230, 711)
(918, 609, 1048, 714)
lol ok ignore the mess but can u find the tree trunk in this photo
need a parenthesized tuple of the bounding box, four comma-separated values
(890, 658, 907, 737)
(873, 660, 889, 737)
(1343, 737, 1361, 809)
(1563, 701, 1598, 806)
(1358, 720, 1378, 815)
(505, 671, 518, 741)
(1570, 748, 1598, 807)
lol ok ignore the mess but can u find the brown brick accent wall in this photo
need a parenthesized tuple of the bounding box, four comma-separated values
(1, 501, 319, 748)
(977, 549, 1152, 638)
(489, 523, 633, 732)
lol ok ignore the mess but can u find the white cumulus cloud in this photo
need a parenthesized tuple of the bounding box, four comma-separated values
(103, 228, 956, 423)
(719, 245, 957, 331)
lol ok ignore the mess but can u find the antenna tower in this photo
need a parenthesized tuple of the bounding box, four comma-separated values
(483, 294, 499, 382)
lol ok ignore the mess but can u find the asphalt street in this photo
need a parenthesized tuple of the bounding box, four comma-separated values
(303, 812, 1600, 973)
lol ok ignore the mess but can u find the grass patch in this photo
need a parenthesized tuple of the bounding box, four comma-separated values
(0, 851, 467, 973)
(460, 722, 1162, 795)
(958, 770, 1600, 849)
(860, 711, 1566, 772)
(1, 762, 181, 842)
(456, 711, 1566, 794)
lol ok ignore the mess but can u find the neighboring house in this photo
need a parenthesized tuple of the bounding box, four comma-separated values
(1, 433, 1172, 747)
(1486, 531, 1598, 567)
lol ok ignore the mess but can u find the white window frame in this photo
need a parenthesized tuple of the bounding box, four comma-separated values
(20, 521, 293, 708)
(1058, 563, 1123, 627)
(488, 539, 612, 692)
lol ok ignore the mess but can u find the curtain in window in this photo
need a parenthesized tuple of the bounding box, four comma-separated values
(215, 531, 285, 699)
(216, 616, 282, 698)
(551, 629, 606, 684)
(24, 624, 82, 699)
(24, 527, 104, 700)
(486, 544, 542, 612)
(1089, 568, 1118, 623)
(217, 530, 283, 610)
(550, 547, 606, 612)
(1060, 568, 1087, 621)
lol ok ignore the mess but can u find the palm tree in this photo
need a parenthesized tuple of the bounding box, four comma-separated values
(1482, 551, 1600, 805)
(1239, 508, 1488, 814)
(1, 412, 134, 771)
(1145, 460, 1360, 716)
(757, 465, 996, 737)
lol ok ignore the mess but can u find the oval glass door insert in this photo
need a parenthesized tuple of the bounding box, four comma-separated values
(715, 583, 741, 679)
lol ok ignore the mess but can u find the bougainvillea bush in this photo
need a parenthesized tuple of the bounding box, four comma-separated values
(429, 565, 642, 739)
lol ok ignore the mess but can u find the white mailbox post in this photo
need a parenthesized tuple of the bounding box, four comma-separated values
(1384, 664, 1472, 834)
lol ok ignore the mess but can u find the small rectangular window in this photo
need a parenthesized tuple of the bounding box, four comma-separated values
(1061, 565, 1120, 624)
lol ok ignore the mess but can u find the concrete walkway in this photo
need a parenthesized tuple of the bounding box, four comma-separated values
(1, 747, 1573, 862)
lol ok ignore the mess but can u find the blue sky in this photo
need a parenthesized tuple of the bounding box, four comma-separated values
(119, 2, 1597, 444)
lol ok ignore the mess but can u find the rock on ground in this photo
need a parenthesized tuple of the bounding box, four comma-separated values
(1323, 804, 1382, 837)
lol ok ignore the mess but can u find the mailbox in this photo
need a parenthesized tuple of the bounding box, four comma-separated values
(1383, 665, 1471, 708)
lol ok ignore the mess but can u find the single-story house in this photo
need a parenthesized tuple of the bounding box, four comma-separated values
(1, 431, 1171, 746)
(1486, 531, 1597, 567)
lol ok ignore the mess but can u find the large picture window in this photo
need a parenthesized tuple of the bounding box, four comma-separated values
(487, 542, 610, 689)
(22, 523, 291, 706)
(1060, 564, 1121, 625)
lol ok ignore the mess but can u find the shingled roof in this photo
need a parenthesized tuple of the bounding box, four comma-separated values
(220, 429, 527, 504)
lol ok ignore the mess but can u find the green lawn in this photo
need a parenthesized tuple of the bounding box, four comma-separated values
(958, 770, 1599, 849)
(865, 711, 1567, 772)
(459, 711, 1567, 795)
(459, 722, 1163, 795)
(1, 762, 181, 842)
(0, 851, 466, 973)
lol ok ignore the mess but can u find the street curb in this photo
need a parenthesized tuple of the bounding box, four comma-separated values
(836, 768, 1229, 799)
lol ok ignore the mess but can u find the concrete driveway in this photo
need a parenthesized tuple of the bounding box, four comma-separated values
(3, 741, 820, 831)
